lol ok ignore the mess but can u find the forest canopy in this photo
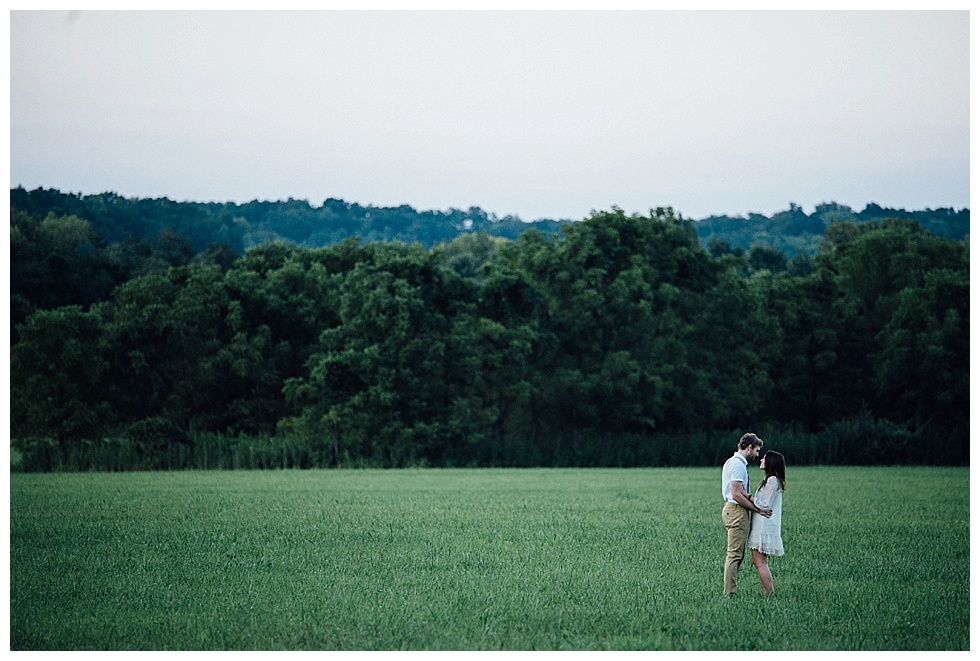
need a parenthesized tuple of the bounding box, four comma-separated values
(9, 188, 970, 470)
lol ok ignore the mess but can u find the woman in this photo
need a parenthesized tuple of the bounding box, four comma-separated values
(747, 451, 785, 595)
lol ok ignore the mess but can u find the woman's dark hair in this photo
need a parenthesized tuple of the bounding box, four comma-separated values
(760, 451, 786, 491)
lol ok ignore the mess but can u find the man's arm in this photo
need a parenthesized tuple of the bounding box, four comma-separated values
(731, 480, 772, 517)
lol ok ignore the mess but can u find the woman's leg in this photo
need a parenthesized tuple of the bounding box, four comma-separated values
(751, 549, 774, 595)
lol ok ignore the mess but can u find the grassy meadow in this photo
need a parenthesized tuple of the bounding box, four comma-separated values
(9, 466, 970, 650)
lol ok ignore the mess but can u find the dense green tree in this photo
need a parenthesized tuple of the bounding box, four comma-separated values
(825, 220, 969, 457)
(760, 266, 852, 430)
(10, 307, 111, 462)
(97, 265, 232, 432)
(747, 245, 789, 273)
(680, 268, 775, 434)
(512, 208, 717, 452)
(10, 210, 119, 337)
(8, 193, 971, 469)
(873, 266, 969, 462)
(280, 243, 465, 466)
(437, 232, 507, 283)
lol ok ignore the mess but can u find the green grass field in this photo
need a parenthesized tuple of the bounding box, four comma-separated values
(9, 466, 969, 650)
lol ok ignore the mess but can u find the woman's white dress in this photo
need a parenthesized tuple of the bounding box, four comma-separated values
(747, 477, 784, 556)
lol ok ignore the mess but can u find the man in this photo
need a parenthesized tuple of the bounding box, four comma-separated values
(721, 432, 771, 596)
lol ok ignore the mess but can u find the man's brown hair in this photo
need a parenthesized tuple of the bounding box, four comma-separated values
(738, 432, 763, 450)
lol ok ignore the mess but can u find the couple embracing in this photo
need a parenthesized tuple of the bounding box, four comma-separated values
(721, 432, 786, 596)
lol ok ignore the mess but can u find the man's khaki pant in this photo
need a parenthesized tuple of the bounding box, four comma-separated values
(722, 501, 750, 595)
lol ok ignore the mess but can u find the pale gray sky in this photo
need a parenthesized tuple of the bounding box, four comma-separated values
(8, 9, 970, 221)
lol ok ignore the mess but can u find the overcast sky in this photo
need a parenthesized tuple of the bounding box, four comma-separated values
(9, 10, 970, 221)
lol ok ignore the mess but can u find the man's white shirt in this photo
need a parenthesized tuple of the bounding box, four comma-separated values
(721, 452, 749, 503)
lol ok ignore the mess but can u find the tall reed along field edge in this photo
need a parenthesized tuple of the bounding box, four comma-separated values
(10, 467, 969, 650)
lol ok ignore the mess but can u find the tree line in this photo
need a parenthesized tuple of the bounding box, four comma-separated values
(9, 186, 567, 253)
(12, 187, 967, 257)
(10, 187, 968, 346)
(10, 203, 969, 470)
(695, 201, 969, 256)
